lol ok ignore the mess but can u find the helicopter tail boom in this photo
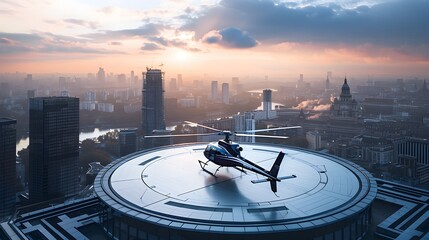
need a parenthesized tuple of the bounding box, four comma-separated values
(269, 152, 284, 192)
(269, 151, 284, 179)
(250, 152, 297, 193)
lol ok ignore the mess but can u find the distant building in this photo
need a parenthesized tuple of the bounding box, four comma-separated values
(211, 81, 218, 101)
(197, 118, 234, 142)
(130, 70, 135, 86)
(24, 74, 32, 82)
(263, 89, 272, 119)
(29, 97, 79, 203)
(306, 131, 321, 150)
(394, 137, 429, 183)
(231, 77, 239, 94)
(60, 91, 69, 97)
(97, 103, 114, 112)
(98, 91, 108, 101)
(119, 129, 138, 157)
(169, 78, 177, 92)
(233, 112, 255, 143)
(142, 68, 165, 136)
(222, 83, 229, 104)
(27, 89, 36, 99)
(330, 78, 358, 118)
(97, 67, 105, 82)
(80, 101, 96, 111)
(394, 137, 429, 166)
(117, 74, 126, 83)
(58, 77, 67, 91)
(178, 96, 200, 108)
(0, 118, 16, 219)
(325, 71, 331, 91)
(84, 91, 96, 102)
(177, 74, 183, 89)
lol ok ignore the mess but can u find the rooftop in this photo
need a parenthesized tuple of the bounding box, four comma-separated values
(95, 143, 376, 233)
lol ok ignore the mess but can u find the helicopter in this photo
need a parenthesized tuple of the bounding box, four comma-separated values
(145, 121, 300, 193)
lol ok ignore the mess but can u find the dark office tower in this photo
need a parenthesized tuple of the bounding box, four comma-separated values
(142, 68, 165, 136)
(119, 129, 138, 157)
(263, 89, 272, 119)
(29, 97, 79, 203)
(97, 67, 105, 82)
(0, 118, 16, 219)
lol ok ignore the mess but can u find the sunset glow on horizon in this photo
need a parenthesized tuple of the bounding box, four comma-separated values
(1, 0, 428, 80)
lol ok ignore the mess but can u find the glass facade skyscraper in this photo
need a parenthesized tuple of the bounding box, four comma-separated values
(29, 97, 79, 203)
(142, 68, 165, 136)
(0, 118, 16, 219)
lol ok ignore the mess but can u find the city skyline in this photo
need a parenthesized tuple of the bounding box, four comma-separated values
(0, 0, 428, 79)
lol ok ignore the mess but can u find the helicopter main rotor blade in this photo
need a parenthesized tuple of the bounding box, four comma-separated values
(240, 126, 301, 133)
(184, 121, 222, 132)
(235, 133, 289, 139)
(144, 133, 218, 138)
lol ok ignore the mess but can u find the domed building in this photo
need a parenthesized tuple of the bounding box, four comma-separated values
(331, 78, 358, 118)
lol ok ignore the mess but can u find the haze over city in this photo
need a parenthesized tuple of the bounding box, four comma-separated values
(1, 0, 428, 79)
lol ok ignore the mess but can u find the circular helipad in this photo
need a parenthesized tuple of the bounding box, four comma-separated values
(95, 143, 376, 239)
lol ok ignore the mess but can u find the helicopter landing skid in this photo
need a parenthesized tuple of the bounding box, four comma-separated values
(233, 166, 247, 174)
(198, 160, 220, 177)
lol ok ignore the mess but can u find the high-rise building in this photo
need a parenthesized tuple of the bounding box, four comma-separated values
(119, 129, 138, 157)
(0, 118, 16, 219)
(177, 74, 183, 89)
(97, 67, 105, 82)
(263, 89, 272, 119)
(29, 97, 79, 203)
(325, 72, 331, 91)
(234, 112, 255, 143)
(24, 74, 32, 82)
(130, 70, 135, 87)
(169, 78, 177, 92)
(222, 83, 229, 104)
(231, 77, 239, 94)
(142, 68, 165, 136)
(0, 82, 10, 98)
(211, 81, 218, 101)
(306, 131, 322, 150)
(27, 89, 36, 99)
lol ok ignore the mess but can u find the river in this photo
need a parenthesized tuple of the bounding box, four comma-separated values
(15, 126, 178, 156)
(15, 128, 119, 156)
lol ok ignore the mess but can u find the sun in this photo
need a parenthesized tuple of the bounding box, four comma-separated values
(174, 50, 190, 62)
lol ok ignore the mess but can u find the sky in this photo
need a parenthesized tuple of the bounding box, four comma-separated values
(0, 0, 428, 80)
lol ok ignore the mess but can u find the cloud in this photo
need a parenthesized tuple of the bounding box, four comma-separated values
(109, 41, 122, 45)
(83, 23, 165, 41)
(141, 42, 164, 51)
(0, 32, 121, 55)
(0, 38, 14, 45)
(0, 32, 43, 43)
(63, 18, 99, 29)
(146, 36, 188, 49)
(183, 0, 429, 51)
(98, 6, 115, 14)
(203, 27, 257, 48)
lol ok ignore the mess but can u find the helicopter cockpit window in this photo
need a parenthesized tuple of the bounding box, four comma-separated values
(210, 146, 227, 156)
